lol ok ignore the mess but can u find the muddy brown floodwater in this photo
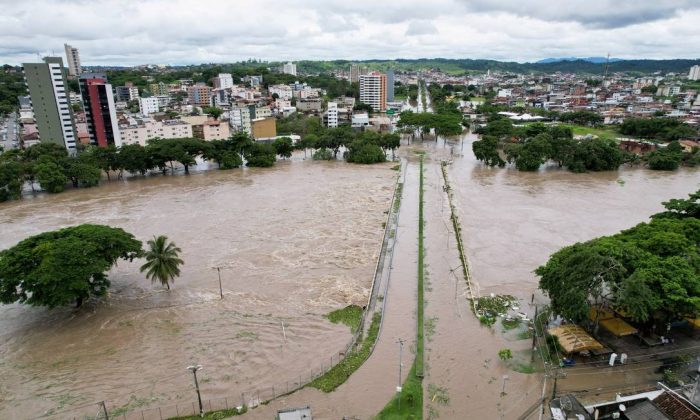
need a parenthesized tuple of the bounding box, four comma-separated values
(0, 159, 395, 418)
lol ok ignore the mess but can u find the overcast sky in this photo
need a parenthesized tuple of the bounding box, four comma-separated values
(1, 0, 699, 66)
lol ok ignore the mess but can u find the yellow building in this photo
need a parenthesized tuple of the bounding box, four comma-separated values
(251, 117, 277, 140)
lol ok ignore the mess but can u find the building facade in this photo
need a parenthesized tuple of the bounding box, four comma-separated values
(63, 44, 81, 77)
(192, 119, 230, 141)
(187, 84, 212, 107)
(139, 97, 159, 115)
(689, 65, 700, 81)
(119, 119, 193, 146)
(214, 73, 234, 89)
(350, 64, 359, 83)
(282, 62, 297, 76)
(79, 73, 122, 147)
(359, 72, 387, 112)
(251, 117, 277, 139)
(326, 102, 338, 128)
(386, 69, 394, 101)
(23, 57, 78, 151)
(116, 84, 140, 102)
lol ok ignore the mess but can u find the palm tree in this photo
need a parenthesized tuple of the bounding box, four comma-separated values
(140, 235, 184, 290)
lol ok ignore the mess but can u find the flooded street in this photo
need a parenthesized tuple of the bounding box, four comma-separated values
(0, 159, 396, 418)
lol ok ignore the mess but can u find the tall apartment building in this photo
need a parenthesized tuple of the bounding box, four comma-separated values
(79, 73, 122, 147)
(187, 84, 212, 107)
(64, 44, 81, 77)
(359, 72, 387, 112)
(23, 57, 78, 151)
(214, 73, 234, 89)
(149, 82, 169, 96)
(386, 69, 395, 101)
(282, 62, 297, 76)
(350, 64, 359, 83)
(326, 102, 338, 128)
(690, 65, 700, 81)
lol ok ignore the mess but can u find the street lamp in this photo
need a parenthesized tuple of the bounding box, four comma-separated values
(397, 338, 405, 410)
(187, 365, 204, 417)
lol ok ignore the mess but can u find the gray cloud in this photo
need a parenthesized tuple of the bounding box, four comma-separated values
(406, 21, 438, 36)
(0, 0, 698, 65)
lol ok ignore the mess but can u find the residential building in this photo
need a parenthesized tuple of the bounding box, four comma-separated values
(350, 64, 359, 83)
(282, 62, 297, 76)
(351, 113, 370, 128)
(119, 119, 193, 146)
(79, 73, 122, 147)
(22, 57, 78, 151)
(296, 98, 323, 112)
(689, 65, 700, 81)
(63, 44, 81, 77)
(149, 82, 169, 96)
(155, 95, 171, 108)
(386, 69, 394, 101)
(251, 117, 277, 139)
(214, 73, 234, 89)
(230, 106, 252, 133)
(359, 72, 387, 112)
(116, 83, 139, 102)
(192, 119, 230, 141)
(326, 102, 338, 128)
(139, 97, 159, 115)
(187, 84, 212, 107)
(243, 75, 263, 87)
(269, 84, 293, 99)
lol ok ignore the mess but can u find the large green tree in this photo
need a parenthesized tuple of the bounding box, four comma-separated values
(0, 225, 143, 308)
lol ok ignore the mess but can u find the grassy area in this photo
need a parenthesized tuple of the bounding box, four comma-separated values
(375, 362, 424, 419)
(326, 305, 363, 333)
(469, 96, 486, 103)
(168, 406, 247, 419)
(561, 124, 621, 140)
(309, 312, 382, 392)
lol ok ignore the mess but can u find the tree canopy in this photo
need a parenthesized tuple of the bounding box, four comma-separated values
(537, 190, 700, 328)
(0, 224, 143, 308)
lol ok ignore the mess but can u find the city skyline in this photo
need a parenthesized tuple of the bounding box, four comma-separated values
(1, 0, 700, 66)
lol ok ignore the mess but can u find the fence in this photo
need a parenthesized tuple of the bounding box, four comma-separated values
(51, 160, 408, 420)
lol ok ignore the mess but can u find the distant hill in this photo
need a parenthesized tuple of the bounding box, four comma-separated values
(296, 58, 700, 75)
(536, 57, 623, 64)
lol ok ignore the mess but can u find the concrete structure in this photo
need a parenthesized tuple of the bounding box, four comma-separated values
(282, 62, 297, 76)
(269, 84, 293, 99)
(139, 97, 159, 115)
(386, 69, 394, 101)
(350, 64, 359, 83)
(79, 73, 122, 147)
(351, 113, 370, 128)
(689, 65, 700, 81)
(296, 98, 323, 112)
(359, 72, 387, 112)
(214, 73, 234, 89)
(251, 117, 276, 139)
(192, 119, 230, 141)
(230, 106, 252, 133)
(116, 83, 139, 102)
(63, 44, 81, 77)
(188, 84, 212, 107)
(119, 119, 193, 146)
(23, 57, 78, 151)
(149, 82, 169, 96)
(326, 102, 338, 128)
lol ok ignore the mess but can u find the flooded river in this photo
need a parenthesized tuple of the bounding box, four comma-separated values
(0, 159, 396, 418)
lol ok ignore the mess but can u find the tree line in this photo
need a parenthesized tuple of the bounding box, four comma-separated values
(537, 190, 700, 333)
(472, 118, 699, 172)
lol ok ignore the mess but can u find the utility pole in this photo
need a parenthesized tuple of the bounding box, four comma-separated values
(187, 365, 204, 417)
(100, 401, 109, 420)
(216, 267, 223, 299)
(397, 338, 405, 410)
(501, 375, 509, 396)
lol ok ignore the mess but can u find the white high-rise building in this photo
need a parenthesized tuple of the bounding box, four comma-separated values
(282, 62, 297, 76)
(214, 73, 234, 89)
(359, 72, 387, 112)
(64, 43, 81, 77)
(139, 97, 159, 115)
(689, 65, 700, 81)
(350, 64, 359, 83)
(326, 102, 338, 128)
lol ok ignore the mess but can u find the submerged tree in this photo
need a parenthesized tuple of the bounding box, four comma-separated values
(0, 225, 142, 308)
(140, 235, 184, 290)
